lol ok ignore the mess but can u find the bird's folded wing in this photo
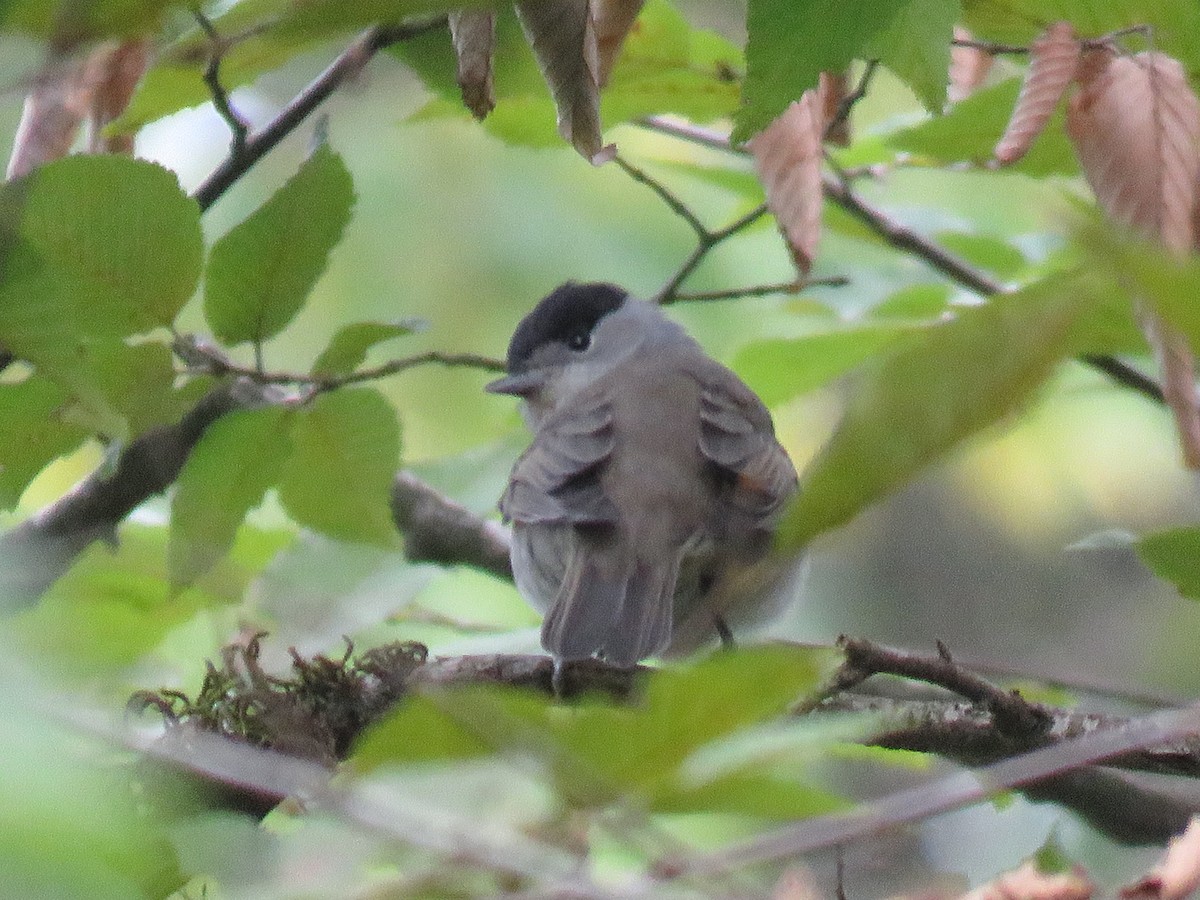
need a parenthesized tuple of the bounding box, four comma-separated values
(696, 369, 798, 523)
(499, 389, 619, 526)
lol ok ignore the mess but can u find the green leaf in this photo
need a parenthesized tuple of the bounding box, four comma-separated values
(113, 0, 321, 133)
(600, 0, 742, 126)
(1137, 527, 1200, 601)
(963, 0, 1200, 75)
(659, 771, 845, 819)
(933, 232, 1028, 280)
(20, 155, 202, 330)
(778, 276, 1093, 549)
(866, 0, 960, 113)
(204, 145, 356, 347)
(0, 0, 175, 42)
(0, 156, 202, 349)
(733, 325, 917, 406)
(356, 646, 827, 810)
(0, 689, 181, 900)
(354, 693, 493, 771)
(56, 340, 187, 438)
(870, 283, 952, 320)
(0, 378, 87, 509)
(311, 320, 420, 376)
(736, 0, 913, 142)
(1070, 214, 1200, 355)
(169, 407, 294, 589)
(276, 0, 468, 40)
(278, 388, 401, 545)
(887, 78, 1079, 177)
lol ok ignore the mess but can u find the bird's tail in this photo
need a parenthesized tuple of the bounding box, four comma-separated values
(541, 544, 678, 668)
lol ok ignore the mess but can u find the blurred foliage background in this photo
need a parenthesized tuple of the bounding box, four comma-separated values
(2, 0, 1199, 894)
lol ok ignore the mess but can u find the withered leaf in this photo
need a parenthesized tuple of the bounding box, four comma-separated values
(750, 80, 827, 274)
(449, 9, 496, 120)
(994, 22, 1079, 165)
(515, 0, 614, 164)
(593, 0, 645, 87)
(1068, 50, 1200, 468)
(949, 26, 993, 104)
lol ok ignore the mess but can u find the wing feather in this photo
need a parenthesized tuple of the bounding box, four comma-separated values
(695, 365, 798, 525)
(500, 388, 618, 526)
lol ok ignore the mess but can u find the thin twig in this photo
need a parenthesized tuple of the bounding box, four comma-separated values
(825, 59, 879, 142)
(613, 154, 707, 238)
(669, 277, 849, 304)
(951, 37, 1031, 55)
(182, 341, 505, 389)
(192, 18, 446, 212)
(656, 203, 772, 304)
(196, 10, 249, 158)
(635, 115, 1167, 405)
(612, 153, 793, 304)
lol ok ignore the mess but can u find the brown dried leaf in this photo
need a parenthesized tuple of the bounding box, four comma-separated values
(1068, 50, 1200, 468)
(88, 38, 151, 153)
(6, 51, 108, 179)
(1067, 51, 1200, 254)
(960, 861, 1094, 900)
(449, 9, 496, 120)
(593, 0, 644, 86)
(994, 22, 1079, 165)
(820, 70, 851, 146)
(1122, 816, 1200, 900)
(515, 0, 615, 164)
(949, 26, 993, 104)
(749, 82, 827, 274)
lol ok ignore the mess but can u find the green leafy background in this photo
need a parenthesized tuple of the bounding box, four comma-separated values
(3, 0, 1200, 894)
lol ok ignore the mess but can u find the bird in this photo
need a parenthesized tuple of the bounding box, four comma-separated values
(486, 282, 799, 670)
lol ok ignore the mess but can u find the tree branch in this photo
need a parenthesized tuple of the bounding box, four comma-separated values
(636, 115, 1167, 405)
(666, 702, 1200, 879)
(195, 10, 249, 159)
(135, 634, 1200, 852)
(0, 372, 511, 609)
(191, 18, 446, 212)
(391, 471, 512, 580)
(181, 336, 504, 389)
(0, 381, 260, 609)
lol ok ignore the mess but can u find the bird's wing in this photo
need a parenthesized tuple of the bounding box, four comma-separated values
(499, 388, 619, 526)
(694, 362, 798, 525)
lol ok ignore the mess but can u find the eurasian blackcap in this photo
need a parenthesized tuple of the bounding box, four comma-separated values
(487, 283, 799, 669)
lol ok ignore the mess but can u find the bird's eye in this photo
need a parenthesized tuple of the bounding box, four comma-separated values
(567, 332, 590, 351)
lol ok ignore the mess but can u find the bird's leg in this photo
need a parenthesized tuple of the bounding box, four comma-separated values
(713, 614, 736, 650)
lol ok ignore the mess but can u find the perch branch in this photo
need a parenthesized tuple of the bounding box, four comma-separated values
(192, 18, 446, 212)
(636, 116, 1166, 405)
(137, 636, 1200, 851)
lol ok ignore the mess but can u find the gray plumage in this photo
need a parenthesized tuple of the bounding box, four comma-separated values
(488, 283, 798, 667)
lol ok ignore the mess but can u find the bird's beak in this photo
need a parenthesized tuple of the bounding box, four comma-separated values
(485, 371, 545, 397)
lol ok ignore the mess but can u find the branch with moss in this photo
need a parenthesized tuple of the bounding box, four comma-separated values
(128, 632, 1200, 853)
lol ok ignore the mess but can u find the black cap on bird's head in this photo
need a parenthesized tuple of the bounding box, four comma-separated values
(486, 282, 627, 396)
